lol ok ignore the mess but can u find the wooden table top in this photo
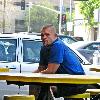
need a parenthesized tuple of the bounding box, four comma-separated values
(0, 68, 9, 72)
(0, 72, 100, 84)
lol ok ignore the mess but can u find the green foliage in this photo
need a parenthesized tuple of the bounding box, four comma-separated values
(25, 0, 59, 32)
(79, 0, 100, 26)
(66, 10, 75, 22)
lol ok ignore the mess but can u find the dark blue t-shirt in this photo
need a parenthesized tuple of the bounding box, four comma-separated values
(39, 45, 50, 67)
(40, 38, 85, 75)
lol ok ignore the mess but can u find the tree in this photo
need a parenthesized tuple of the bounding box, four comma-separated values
(79, 0, 100, 40)
(25, 0, 59, 33)
(79, 0, 100, 26)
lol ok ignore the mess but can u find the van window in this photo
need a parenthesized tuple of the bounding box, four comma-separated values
(23, 40, 42, 62)
(0, 39, 17, 62)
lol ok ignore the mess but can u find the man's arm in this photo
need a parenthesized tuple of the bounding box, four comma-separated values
(33, 65, 47, 73)
(40, 63, 60, 74)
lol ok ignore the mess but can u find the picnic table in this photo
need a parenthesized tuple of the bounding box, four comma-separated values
(1, 72, 100, 99)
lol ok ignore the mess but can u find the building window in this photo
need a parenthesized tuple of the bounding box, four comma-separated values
(0, 1, 2, 5)
(13, 2, 21, 6)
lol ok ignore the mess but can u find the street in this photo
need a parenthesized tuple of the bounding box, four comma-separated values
(0, 81, 29, 100)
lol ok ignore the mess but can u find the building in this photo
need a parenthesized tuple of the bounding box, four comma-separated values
(0, 0, 74, 33)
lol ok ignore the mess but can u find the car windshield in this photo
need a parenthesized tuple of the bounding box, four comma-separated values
(59, 36, 77, 44)
(23, 40, 42, 62)
(0, 39, 17, 62)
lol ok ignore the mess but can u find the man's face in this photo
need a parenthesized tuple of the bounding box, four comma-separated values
(41, 28, 57, 46)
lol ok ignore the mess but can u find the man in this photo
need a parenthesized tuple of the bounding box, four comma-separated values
(31, 24, 87, 100)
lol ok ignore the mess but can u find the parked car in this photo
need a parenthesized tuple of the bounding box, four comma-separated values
(0, 33, 41, 72)
(58, 34, 78, 44)
(72, 36, 84, 41)
(70, 41, 100, 64)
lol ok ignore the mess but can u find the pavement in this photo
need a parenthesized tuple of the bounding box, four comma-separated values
(0, 81, 29, 100)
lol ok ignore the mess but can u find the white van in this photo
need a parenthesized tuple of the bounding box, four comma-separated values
(0, 33, 42, 73)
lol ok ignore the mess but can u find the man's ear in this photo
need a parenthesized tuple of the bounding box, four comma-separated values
(55, 33, 58, 37)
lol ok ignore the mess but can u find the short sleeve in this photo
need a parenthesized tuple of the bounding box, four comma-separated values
(48, 43, 64, 64)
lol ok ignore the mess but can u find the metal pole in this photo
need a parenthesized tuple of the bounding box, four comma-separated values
(59, 0, 63, 34)
(28, 2, 31, 33)
(70, 0, 72, 22)
(3, 0, 6, 33)
(69, 0, 72, 35)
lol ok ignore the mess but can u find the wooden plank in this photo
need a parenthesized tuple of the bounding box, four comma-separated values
(86, 89, 100, 95)
(0, 73, 100, 84)
(0, 68, 9, 72)
(65, 93, 90, 98)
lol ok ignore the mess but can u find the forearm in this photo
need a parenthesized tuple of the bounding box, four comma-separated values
(40, 64, 60, 74)
(33, 66, 46, 73)
(40, 68, 54, 74)
(33, 69, 40, 73)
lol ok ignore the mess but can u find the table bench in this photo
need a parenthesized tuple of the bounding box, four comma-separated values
(49, 87, 90, 100)
(86, 89, 100, 95)
(0, 68, 9, 72)
(3, 95, 35, 100)
(1, 73, 100, 100)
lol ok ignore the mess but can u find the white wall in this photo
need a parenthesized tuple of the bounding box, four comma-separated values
(74, 1, 92, 41)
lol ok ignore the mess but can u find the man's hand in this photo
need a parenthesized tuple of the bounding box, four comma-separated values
(40, 63, 60, 74)
(32, 65, 46, 73)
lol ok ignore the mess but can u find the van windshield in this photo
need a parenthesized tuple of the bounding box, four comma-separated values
(23, 40, 42, 62)
(0, 39, 17, 62)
